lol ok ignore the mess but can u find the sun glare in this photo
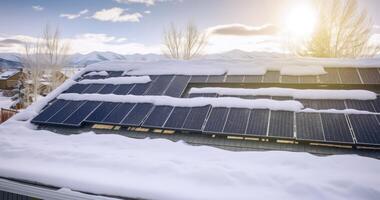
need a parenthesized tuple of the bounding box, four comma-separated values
(285, 4, 317, 38)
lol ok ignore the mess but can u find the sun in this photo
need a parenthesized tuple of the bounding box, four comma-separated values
(285, 4, 317, 38)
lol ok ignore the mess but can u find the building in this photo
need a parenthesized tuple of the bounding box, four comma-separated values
(0, 70, 21, 90)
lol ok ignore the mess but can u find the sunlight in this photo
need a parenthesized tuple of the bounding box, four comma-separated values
(285, 4, 317, 38)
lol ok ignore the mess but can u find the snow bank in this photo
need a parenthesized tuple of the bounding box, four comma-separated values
(189, 87, 377, 100)
(77, 76, 151, 85)
(0, 125, 379, 200)
(57, 93, 303, 111)
(84, 71, 109, 77)
(301, 108, 380, 115)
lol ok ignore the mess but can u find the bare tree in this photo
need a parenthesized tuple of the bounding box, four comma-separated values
(298, 0, 379, 58)
(163, 22, 208, 60)
(42, 24, 70, 92)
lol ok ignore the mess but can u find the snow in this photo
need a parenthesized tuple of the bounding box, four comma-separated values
(0, 70, 18, 79)
(0, 124, 379, 200)
(301, 108, 379, 115)
(84, 71, 109, 77)
(58, 93, 304, 112)
(77, 76, 151, 85)
(189, 87, 377, 100)
(0, 92, 14, 109)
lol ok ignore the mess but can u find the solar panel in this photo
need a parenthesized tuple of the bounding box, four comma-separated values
(298, 99, 320, 109)
(203, 107, 229, 133)
(98, 84, 118, 94)
(320, 113, 353, 143)
(129, 83, 150, 95)
(296, 113, 324, 141)
(319, 68, 340, 84)
(345, 100, 375, 112)
(81, 84, 105, 94)
(142, 106, 174, 128)
(112, 84, 134, 95)
(182, 106, 211, 131)
(85, 102, 119, 123)
(207, 75, 225, 83)
(268, 111, 294, 138)
(31, 99, 69, 123)
(299, 76, 317, 83)
(163, 107, 191, 129)
(223, 108, 250, 134)
(271, 96, 293, 100)
(348, 114, 380, 145)
(338, 68, 362, 84)
(281, 76, 299, 83)
(358, 68, 380, 84)
(107, 71, 123, 77)
(189, 75, 208, 83)
(372, 97, 380, 112)
(263, 71, 280, 83)
(121, 103, 154, 126)
(63, 101, 101, 126)
(164, 75, 190, 97)
(225, 75, 244, 83)
(145, 75, 174, 95)
(102, 103, 136, 124)
(316, 100, 346, 110)
(245, 109, 269, 136)
(47, 101, 85, 124)
(64, 84, 89, 93)
(243, 75, 263, 83)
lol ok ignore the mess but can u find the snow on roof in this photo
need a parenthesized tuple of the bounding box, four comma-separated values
(0, 124, 379, 200)
(0, 70, 18, 80)
(189, 87, 377, 100)
(77, 76, 151, 85)
(84, 71, 109, 77)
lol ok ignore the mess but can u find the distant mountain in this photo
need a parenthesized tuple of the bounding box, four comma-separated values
(0, 58, 22, 69)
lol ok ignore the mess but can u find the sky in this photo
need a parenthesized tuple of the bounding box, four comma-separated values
(0, 0, 379, 55)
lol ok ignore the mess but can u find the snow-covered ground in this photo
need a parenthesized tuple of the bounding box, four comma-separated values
(0, 55, 379, 199)
(0, 92, 14, 109)
(0, 121, 379, 200)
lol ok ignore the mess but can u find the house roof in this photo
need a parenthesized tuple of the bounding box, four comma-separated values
(0, 70, 19, 80)
(31, 60, 380, 150)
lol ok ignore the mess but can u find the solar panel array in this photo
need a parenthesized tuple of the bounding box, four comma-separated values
(32, 69, 380, 147)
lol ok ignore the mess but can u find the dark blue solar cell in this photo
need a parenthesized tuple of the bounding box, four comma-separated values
(298, 99, 320, 109)
(203, 107, 229, 133)
(316, 100, 346, 110)
(189, 75, 208, 83)
(107, 71, 123, 77)
(85, 102, 119, 122)
(188, 93, 204, 98)
(243, 75, 263, 83)
(207, 75, 225, 83)
(81, 84, 105, 94)
(358, 68, 380, 84)
(113, 84, 134, 95)
(268, 111, 294, 138)
(321, 113, 353, 143)
(63, 101, 101, 126)
(142, 106, 174, 128)
(98, 84, 118, 94)
(47, 101, 85, 124)
(223, 108, 250, 134)
(348, 115, 380, 145)
(64, 84, 89, 93)
(225, 75, 244, 83)
(263, 71, 280, 83)
(128, 84, 150, 95)
(163, 107, 191, 129)
(345, 100, 375, 112)
(31, 99, 69, 123)
(164, 76, 190, 97)
(102, 103, 136, 124)
(121, 103, 154, 126)
(145, 75, 174, 95)
(182, 106, 211, 131)
(246, 109, 269, 136)
(202, 93, 218, 97)
(296, 113, 324, 141)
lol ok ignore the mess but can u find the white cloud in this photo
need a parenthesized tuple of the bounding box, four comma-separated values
(144, 10, 151, 14)
(60, 9, 89, 20)
(208, 24, 279, 36)
(115, 0, 155, 6)
(32, 5, 44, 11)
(0, 33, 161, 55)
(92, 7, 142, 22)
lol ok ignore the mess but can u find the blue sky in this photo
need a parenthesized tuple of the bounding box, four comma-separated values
(0, 0, 379, 54)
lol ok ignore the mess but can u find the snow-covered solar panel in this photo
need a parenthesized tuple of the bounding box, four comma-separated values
(345, 100, 375, 112)
(31, 100, 69, 123)
(223, 108, 250, 135)
(64, 84, 90, 93)
(319, 68, 340, 84)
(182, 106, 211, 131)
(164, 75, 190, 97)
(263, 71, 280, 83)
(47, 101, 85, 124)
(348, 115, 380, 145)
(299, 76, 318, 83)
(189, 75, 208, 83)
(98, 84, 119, 94)
(120, 103, 154, 126)
(338, 68, 362, 84)
(281, 75, 299, 83)
(163, 107, 191, 129)
(112, 84, 134, 95)
(144, 75, 174, 95)
(207, 75, 225, 83)
(245, 109, 269, 136)
(129, 83, 150, 95)
(268, 111, 294, 138)
(225, 75, 244, 83)
(63, 101, 101, 126)
(85, 102, 119, 123)
(243, 75, 263, 83)
(102, 103, 136, 125)
(296, 113, 325, 141)
(142, 106, 174, 128)
(82, 84, 105, 94)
